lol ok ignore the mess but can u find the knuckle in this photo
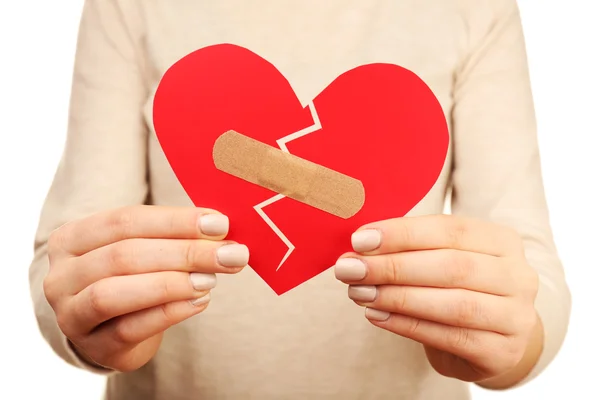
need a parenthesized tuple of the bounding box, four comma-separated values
(112, 320, 138, 345)
(395, 223, 416, 247)
(391, 287, 409, 311)
(159, 280, 173, 302)
(501, 299, 537, 334)
(108, 240, 136, 274)
(503, 337, 525, 369)
(42, 274, 59, 305)
(88, 283, 112, 319)
(167, 208, 180, 236)
(446, 327, 474, 351)
(184, 241, 198, 268)
(504, 353, 522, 372)
(55, 310, 74, 338)
(446, 251, 476, 287)
(54, 304, 81, 341)
(55, 314, 68, 333)
(509, 262, 539, 299)
(47, 229, 64, 255)
(155, 274, 180, 302)
(157, 302, 180, 327)
(406, 317, 421, 336)
(386, 255, 405, 283)
(516, 307, 538, 333)
(447, 218, 468, 248)
(47, 225, 72, 261)
(453, 298, 482, 325)
(47, 255, 60, 274)
(504, 307, 521, 332)
(106, 207, 135, 237)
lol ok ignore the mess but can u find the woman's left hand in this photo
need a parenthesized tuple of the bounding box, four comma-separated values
(334, 215, 540, 382)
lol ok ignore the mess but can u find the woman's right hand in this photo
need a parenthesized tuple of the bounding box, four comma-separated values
(43, 205, 248, 372)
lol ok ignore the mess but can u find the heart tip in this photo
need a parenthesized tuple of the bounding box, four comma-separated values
(270, 285, 294, 296)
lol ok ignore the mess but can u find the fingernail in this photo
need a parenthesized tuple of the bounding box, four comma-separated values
(190, 273, 217, 291)
(335, 258, 367, 281)
(348, 285, 377, 302)
(217, 244, 249, 268)
(191, 293, 211, 306)
(352, 229, 381, 252)
(365, 308, 390, 321)
(198, 214, 229, 236)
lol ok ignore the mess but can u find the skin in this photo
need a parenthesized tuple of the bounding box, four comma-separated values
(45, 207, 542, 388)
(336, 214, 543, 388)
(43, 205, 246, 372)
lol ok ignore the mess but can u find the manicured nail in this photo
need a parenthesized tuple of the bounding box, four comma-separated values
(348, 285, 377, 302)
(198, 214, 229, 236)
(365, 308, 390, 321)
(217, 244, 249, 268)
(335, 258, 367, 281)
(191, 293, 211, 306)
(352, 229, 381, 252)
(190, 273, 217, 291)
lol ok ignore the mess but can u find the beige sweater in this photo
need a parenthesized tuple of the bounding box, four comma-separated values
(29, 0, 571, 399)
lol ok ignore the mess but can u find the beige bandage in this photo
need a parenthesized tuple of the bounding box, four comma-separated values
(212, 130, 365, 219)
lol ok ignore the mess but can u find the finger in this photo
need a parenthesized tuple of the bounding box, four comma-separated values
(55, 205, 229, 256)
(61, 238, 248, 295)
(351, 215, 522, 257)
(65, 271, 215, 335)
(365, 310, 508, 370)
(89, 296, 210, 354)
(334, 249, 515, 296)
(350, 286, 522, 334)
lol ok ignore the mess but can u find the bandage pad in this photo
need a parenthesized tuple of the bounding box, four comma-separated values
(212, 130, 365, 219)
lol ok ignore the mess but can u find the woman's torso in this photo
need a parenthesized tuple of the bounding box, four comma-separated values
(108, 1, 469, 398)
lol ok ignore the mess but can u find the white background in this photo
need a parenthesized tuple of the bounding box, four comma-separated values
(1, 1, 598, 399)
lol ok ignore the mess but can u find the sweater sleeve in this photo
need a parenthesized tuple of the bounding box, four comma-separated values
(450, 0, 571, 385)
(28, 0, 149, 374)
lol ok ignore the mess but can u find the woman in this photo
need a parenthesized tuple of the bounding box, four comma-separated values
(30, 0, 571, 399)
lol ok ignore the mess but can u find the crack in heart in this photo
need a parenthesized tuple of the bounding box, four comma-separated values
(253, 101, 323, 272)
(152, 43, 449, 295)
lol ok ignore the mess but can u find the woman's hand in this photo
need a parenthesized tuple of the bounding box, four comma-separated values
(43, 205, 248, 372)
(334, 215, 540, 383)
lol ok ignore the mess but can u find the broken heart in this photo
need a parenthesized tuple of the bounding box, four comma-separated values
(153, 43, 449, 295)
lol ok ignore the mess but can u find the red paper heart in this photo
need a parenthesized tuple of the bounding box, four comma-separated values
(153, 44, 449, 295)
